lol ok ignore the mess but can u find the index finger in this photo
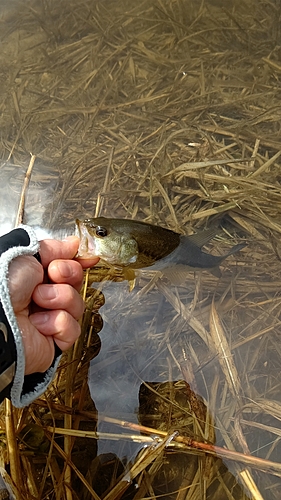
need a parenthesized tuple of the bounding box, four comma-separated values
(39, 237, 99, 269)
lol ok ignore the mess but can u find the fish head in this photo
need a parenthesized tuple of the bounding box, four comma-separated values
(76, 218, 139, 266)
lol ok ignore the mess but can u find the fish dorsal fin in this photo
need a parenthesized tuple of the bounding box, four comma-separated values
(188, 228, 219, 248)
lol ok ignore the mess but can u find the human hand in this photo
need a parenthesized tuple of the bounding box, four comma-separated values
(8, 236, 99, 375)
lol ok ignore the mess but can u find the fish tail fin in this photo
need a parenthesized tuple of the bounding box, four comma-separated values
(223, 242, 247, 258)
(209, 242, 246, 278)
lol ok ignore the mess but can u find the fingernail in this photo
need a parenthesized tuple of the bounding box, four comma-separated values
(56, 261, 73, 278)
(30, 312, 50, 325)
(38, 285, 58, 300)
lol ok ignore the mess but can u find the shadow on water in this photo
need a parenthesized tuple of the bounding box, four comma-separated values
(82, 277, 253, 499)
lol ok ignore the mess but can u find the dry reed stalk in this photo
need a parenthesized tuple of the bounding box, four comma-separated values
(98, 414, 281, 478)
(94, 147, 114, 218)
(63, 350, 73, 500)
(1, 0, 281, 497)
(44, 431, 101, 500)
(239, 470, 265, 500)
(4, 401, 22, 500)
(46, 427, 154, 443)
(20, 455, 39, 499)
(15, 154, 36, 227)
(209, 300, 242, 400)
(58, 276, 95, 498)
(178, 468, 201, 500)
(103, 432, 178, 500)
(156, 279, 212, 346)
(200, 124, 281, 152)
(3, 155, 37, 500)
(37, 405, 57, 499)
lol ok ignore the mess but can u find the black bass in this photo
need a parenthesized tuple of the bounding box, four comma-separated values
(76, 217, 245, 281)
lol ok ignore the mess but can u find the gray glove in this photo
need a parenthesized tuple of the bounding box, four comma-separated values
(0, 226, 61, 407)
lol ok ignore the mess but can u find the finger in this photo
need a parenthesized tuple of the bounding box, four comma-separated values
(32, 284, 85, 320)
(29, 310, 81, 351)
(9, 255, 44, 312)
(39, 236, 79, 267)
(76, 256, 101, 269)
(39, 237, 99, 269)
(48, 260, 84, 291)
(17, 314, 55, 374)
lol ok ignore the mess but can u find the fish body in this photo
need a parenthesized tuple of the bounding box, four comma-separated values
(76, 217, 245, 280)
(76, 217, 181, 267)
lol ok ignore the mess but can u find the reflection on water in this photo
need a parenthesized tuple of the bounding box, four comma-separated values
(86, 275, 250, 499)
(0, 162, 60, 234)
(84, 263, 281, 498)
(89, 279, 184, 454)
(1, 0, 281, 498)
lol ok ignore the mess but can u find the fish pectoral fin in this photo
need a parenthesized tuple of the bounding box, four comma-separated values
(162, 264, 223, 285)
(123, 268, 137, 281)
(187, 228, 219, 248)
(161, 265, 193, 285)
(209, 266, 222, 278)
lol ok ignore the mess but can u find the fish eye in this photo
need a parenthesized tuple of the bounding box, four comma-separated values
(95, 226, 108, 237)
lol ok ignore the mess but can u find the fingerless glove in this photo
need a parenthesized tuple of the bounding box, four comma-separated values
(0, 226, 61, 407)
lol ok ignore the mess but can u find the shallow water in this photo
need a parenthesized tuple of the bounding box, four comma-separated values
(1, 0, 281, 498)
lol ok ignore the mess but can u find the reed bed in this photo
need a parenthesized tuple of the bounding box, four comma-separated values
(0, 0, 281, 498)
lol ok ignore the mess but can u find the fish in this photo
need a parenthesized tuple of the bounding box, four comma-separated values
(76, 217, 246, 283)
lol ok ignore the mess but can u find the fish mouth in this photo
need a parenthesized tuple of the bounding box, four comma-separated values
(75, 219, 97, 258)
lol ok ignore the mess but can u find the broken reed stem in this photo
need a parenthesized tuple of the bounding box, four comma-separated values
(46, 426, 154, 443)
(94, 146, 114, 217)
(248, 149, 281, 179)
(5, 156, 37, 499)
(99, 415, 281, 478)
(63, 349, 74, 500)
(239, 469, 265, 500)
(61, 275, 92, 500)
(44, 430, 101, 500)
(15, 154, 36, 227)
(5, 400, 23, 500)
(209, 300, 242, 400)
(103, 433, 176, 500)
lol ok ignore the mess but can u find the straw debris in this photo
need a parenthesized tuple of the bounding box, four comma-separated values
(1, 0, 281, 498)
